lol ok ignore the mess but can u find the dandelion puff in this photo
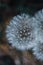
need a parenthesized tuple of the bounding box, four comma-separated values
(6, 13, 38, 51)
(32, 9, 43, 61)
(35, 9, 43, 32)
(34, 9, 43, 45)
(32, 37, 43, 61)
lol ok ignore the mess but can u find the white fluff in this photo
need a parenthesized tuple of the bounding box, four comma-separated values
(32, 37, 43, 61)
(32, 9, 43, 61)
(6, 13, 38, 51)
(34, 9, 43, 46)
(35, 9, 43, 32)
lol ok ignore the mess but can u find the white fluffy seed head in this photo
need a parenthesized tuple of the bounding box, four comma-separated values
(35, 9, 43, 32)
(32, 37, 43, 61)
(33, 9, 43, 44)
(6, 13, 38, 51)
(32, 9, 43, 61)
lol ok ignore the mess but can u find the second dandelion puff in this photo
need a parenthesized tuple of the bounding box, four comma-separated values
(32, 9, 43, 61)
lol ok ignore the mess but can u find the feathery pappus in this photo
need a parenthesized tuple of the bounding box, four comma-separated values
(32, 37, 43, 61)
(32, 9, 43, 61)
(6, 13, 38, 51)
(35, 9, 43, 32)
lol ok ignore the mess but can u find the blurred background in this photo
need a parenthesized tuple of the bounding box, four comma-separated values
(0, 0, 43, 65)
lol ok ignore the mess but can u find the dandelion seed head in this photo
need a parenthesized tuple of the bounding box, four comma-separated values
(32, 35, 43, 61)
(6, 13, 37, 51)
(32, 34, 43, 60)
(35, 9, 43, 32)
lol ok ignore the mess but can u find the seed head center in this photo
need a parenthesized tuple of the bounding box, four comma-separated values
(19, 28, 31, 40)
